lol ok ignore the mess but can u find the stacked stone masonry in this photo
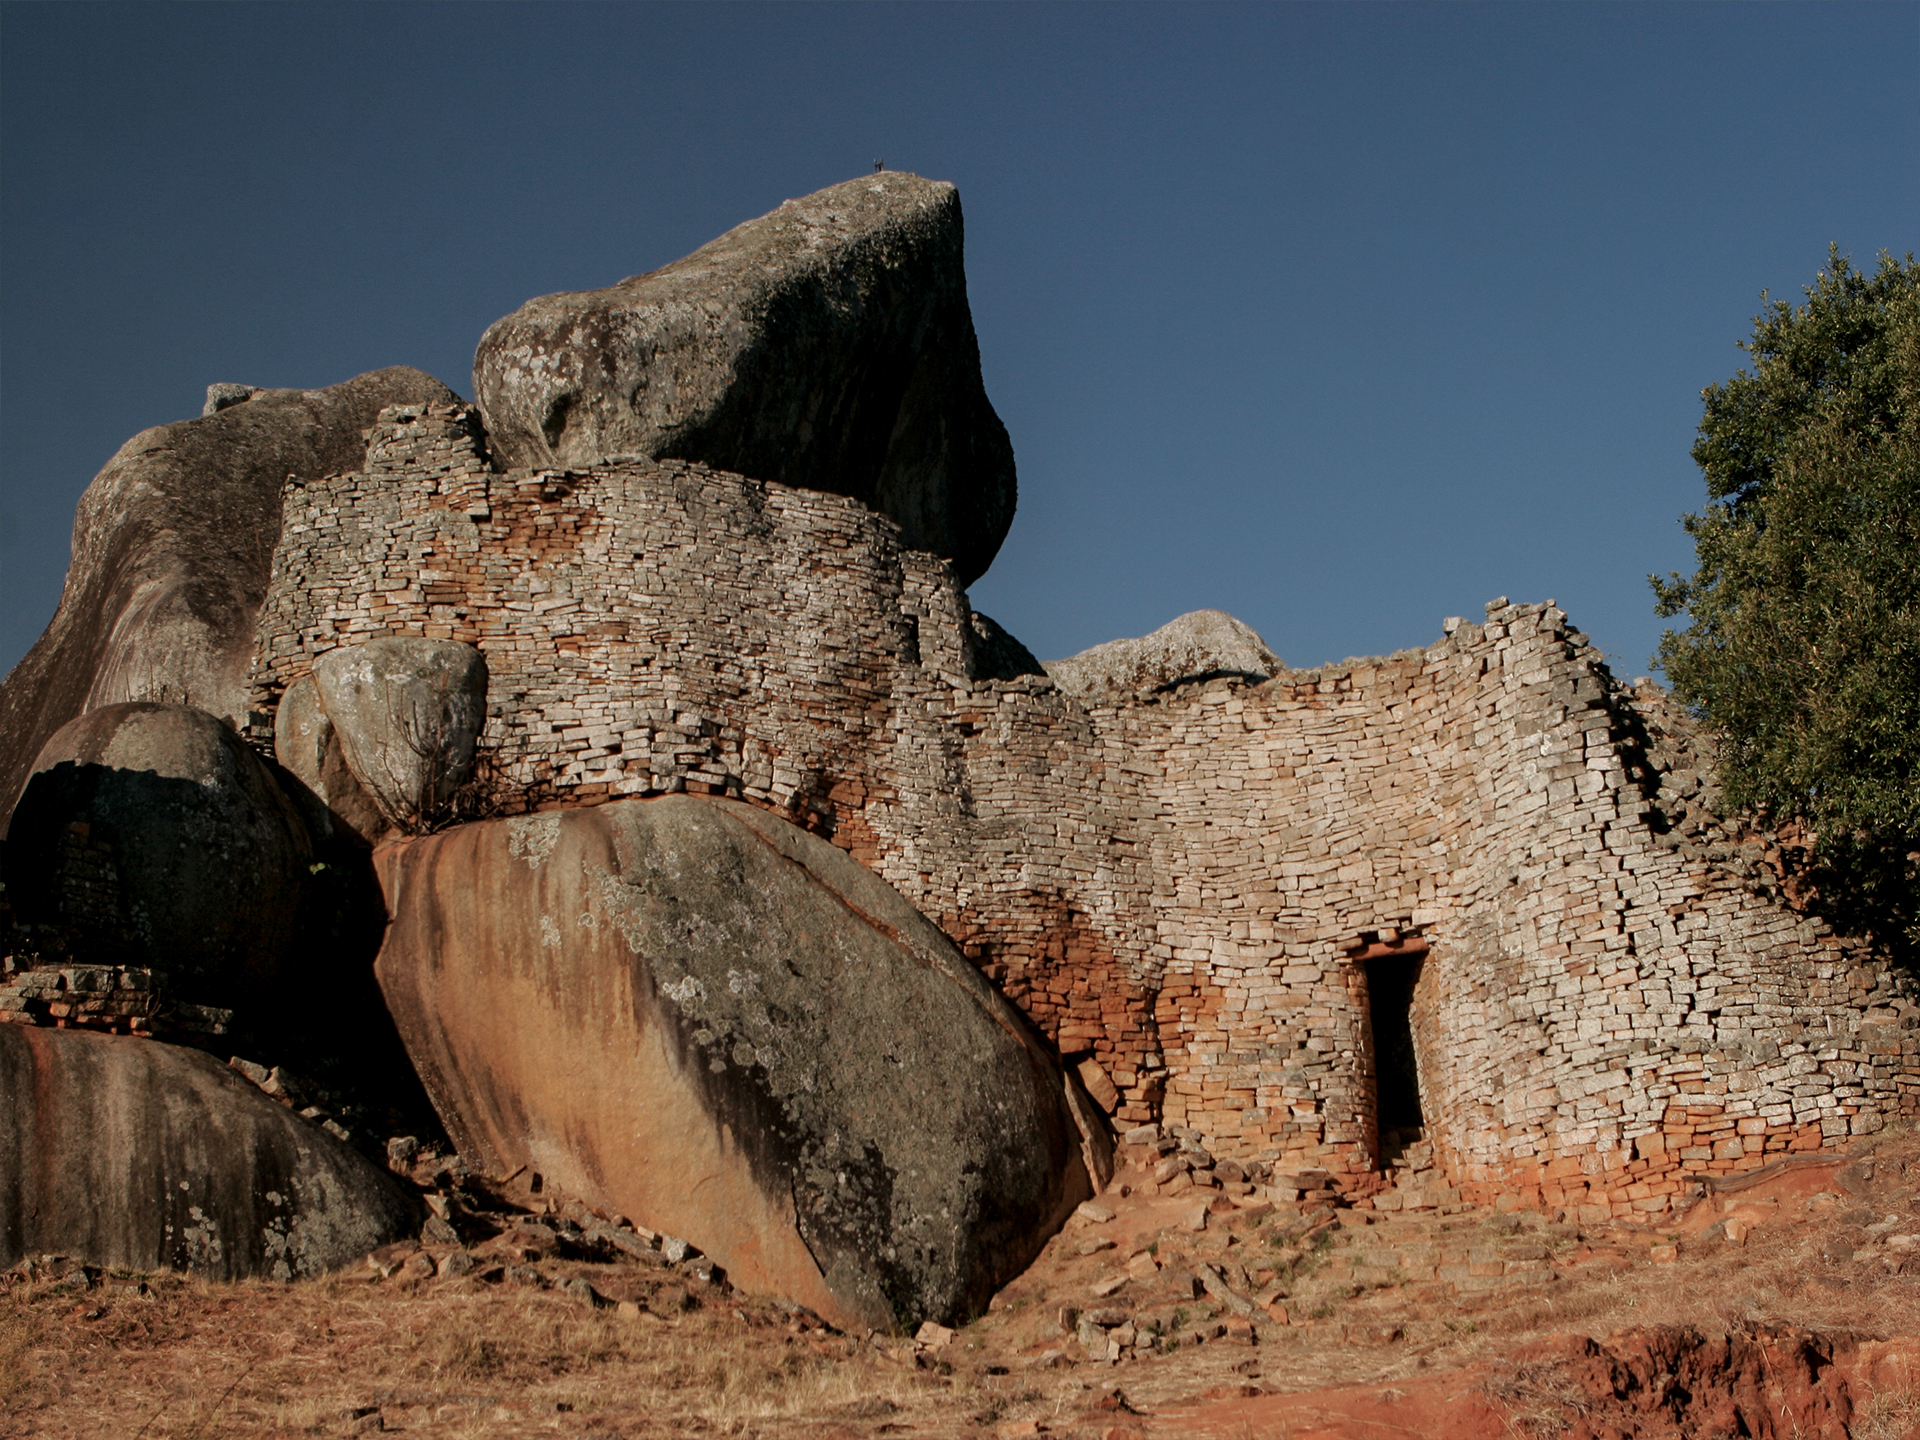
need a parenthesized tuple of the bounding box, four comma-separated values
(247, 404, 1920, 1220)
(0, 960, 231, 1039)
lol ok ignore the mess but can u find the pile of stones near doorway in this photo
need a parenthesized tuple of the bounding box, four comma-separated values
(964, 1128, 1703, 1372)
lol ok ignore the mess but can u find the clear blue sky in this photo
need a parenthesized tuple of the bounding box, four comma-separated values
(3, 2, 1914, 685)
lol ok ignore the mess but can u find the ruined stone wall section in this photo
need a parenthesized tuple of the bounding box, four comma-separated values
(897, 616, 1918, 1217)
(1412, 609, 1916, 1216)
(251, 405, 924, 834)
(249, 405, 1920, 1221)
(1087, 651, 1486, 1173)
(1054, 606, 1918, 1216)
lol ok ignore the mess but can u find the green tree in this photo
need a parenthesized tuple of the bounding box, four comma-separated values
(1652, 247, 1919, 951)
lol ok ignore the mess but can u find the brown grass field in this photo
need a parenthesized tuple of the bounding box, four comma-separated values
(6, 1125, 1917, 1439)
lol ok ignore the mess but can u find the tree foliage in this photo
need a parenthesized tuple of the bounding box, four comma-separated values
(1652, 248, 1919, 953)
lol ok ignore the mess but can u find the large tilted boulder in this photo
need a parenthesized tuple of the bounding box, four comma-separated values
(374, 794, 1096, 1332)
(4, 703, 313, 1012)
(0, 366, 462, 822)
(310, 638, 488, 832)
(1044, 609, 1284, 697)
(473, 173, 1017, 586)
(0, 1025, 421, 1279)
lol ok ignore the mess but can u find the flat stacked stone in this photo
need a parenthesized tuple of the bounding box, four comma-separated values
(0, 961, 231, 1039)
(243, 409, 1920, 1225)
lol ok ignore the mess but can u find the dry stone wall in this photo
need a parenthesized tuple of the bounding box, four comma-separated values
(248, 403, 1920, 1222)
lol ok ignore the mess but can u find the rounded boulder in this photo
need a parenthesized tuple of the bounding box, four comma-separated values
(4, 703, 313, 1012)
(473, 173, 1017, 586)
(312, 638, 488, 832)
(0, 1024, 421, 1279)
(373, 794, 1095, 1332)
(1044, 609, 1284, 697)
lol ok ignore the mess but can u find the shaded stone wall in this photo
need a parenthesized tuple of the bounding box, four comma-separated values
(249, 404, 1920, 1220)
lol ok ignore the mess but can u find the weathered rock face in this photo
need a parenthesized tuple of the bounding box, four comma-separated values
(0, 366, 461, 822)
(0, 1024, 420, 1279)
(4, 703, 314, 1012)
(1044, 609, 1283, 697)
(202, 382, 259, 416)
(272, 673, 390, 844)
(312, 638, 488, 832)
(374, 794, 1093, 1332)
(472, 173, 1017, 586)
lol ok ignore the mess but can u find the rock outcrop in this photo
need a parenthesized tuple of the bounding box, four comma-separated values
(5, 703, 314, 1014)
(202, 383, 259, 416)
(473, 173, 1016, 585)
(373, 794, 1095, 1332)
(1043, 608, 1283, 696)
(0, 1024, 421, 1280)
(0, 366, 461, 822)
(312, 638, 489, 832)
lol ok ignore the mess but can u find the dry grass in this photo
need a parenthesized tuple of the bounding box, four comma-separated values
(6, 1125, 1916, 1438)
(1854, 1379, 1920, 1440)
(0, 1297, 49, 1409)
(0, 1269, 1031, 1439)
(1466, 1159, 1918, 1356)
(1479, 1354, 1594, 1436)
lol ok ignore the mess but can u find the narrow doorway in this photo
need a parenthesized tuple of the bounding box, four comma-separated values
(1365, 950, 1426, 1149)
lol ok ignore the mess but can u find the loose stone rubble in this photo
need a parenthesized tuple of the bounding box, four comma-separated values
(244, 399, 1920, 1221)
